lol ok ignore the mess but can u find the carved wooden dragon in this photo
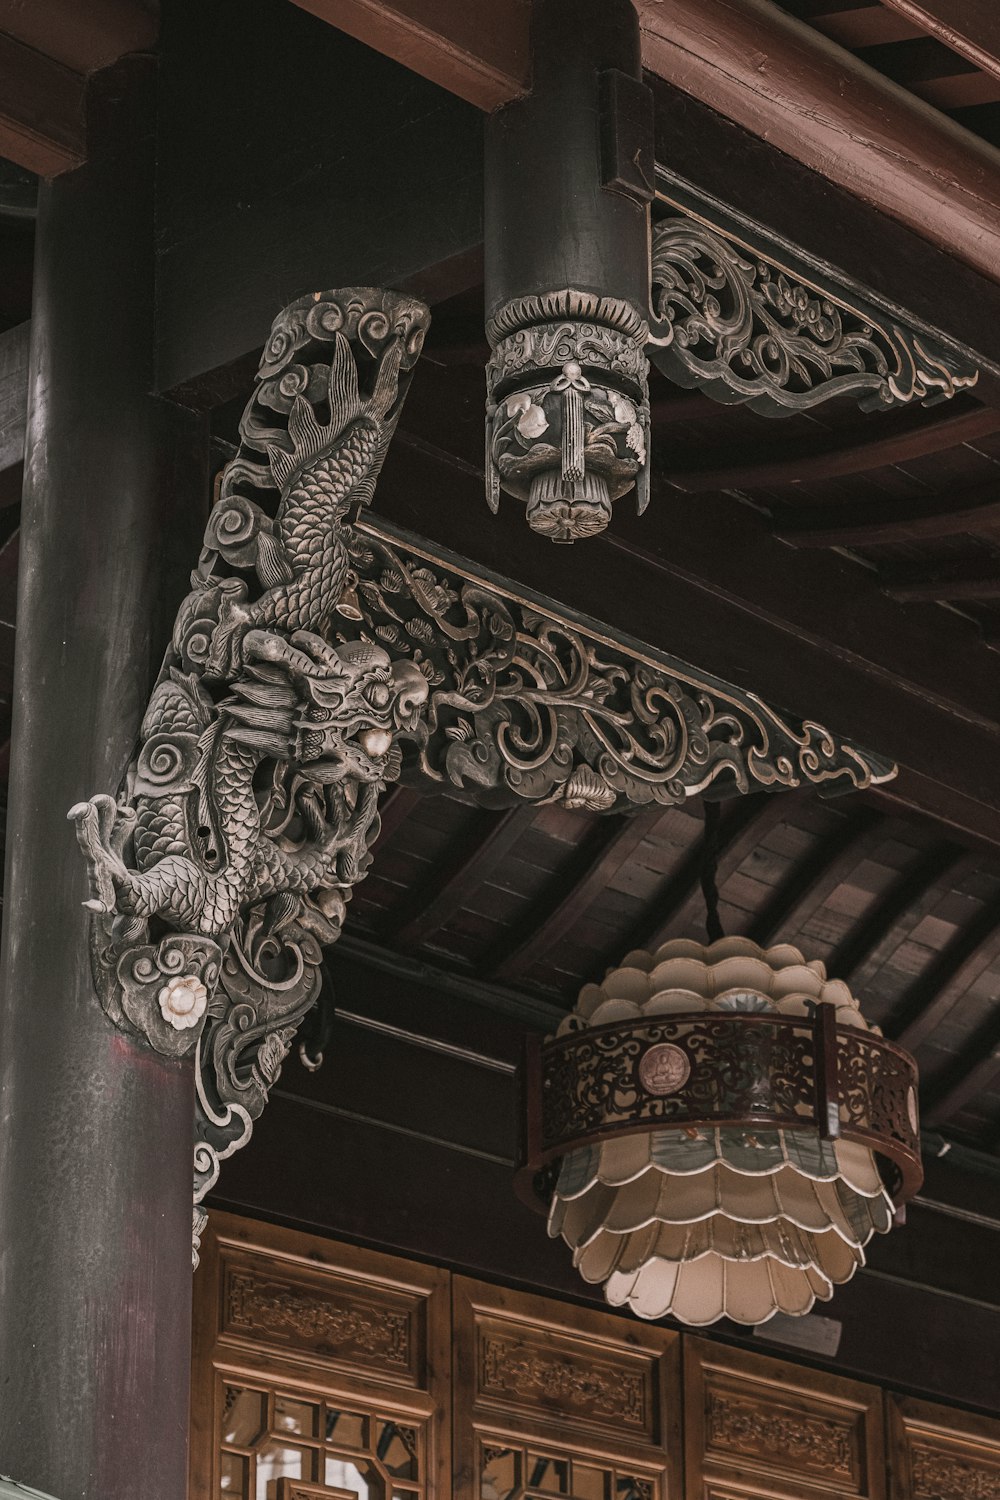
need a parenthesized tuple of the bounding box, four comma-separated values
(69, 289, 431, 1244)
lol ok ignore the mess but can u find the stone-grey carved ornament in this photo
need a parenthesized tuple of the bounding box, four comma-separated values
(648, 214, 979, 417)
(345, 520, 896, 809)
(69, 287, 432, 1258)
(68, 284, 897, 1265)
(485, 291, 651, 543)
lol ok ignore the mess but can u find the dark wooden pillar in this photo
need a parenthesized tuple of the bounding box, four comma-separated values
(0, 62, 199, 1499)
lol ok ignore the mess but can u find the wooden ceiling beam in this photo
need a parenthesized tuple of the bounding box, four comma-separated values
(876, 0, 1000, 89)
(386, 806, 533, 953)
(666, 401, 1000, 493)
(487, 806, 667, 984)
(882, 568, 1000, 603)
(823, 840, 964, 982)
(0, 31, 85, 178)
(292, 0, 1000, 287)
(746, 807, 882, 947)
(773, 483, 1000, 549)
(887, 895, 1000, 1049)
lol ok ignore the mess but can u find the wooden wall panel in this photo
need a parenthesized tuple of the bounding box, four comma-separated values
(452, 1276, 683, 1500)
(191, 1211, 450, 1500)
(888, 1393, 1000, 1499)
(684, 1339, 886, 1500)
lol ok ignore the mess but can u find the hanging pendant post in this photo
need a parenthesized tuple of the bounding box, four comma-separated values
(484, 0, 654, 542)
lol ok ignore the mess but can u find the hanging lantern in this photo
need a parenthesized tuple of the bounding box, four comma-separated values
(516, 936, 921, 1327)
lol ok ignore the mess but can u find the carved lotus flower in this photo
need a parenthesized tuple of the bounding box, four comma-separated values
(158, 973, 209, 1030)
(507, 392, 549, 440)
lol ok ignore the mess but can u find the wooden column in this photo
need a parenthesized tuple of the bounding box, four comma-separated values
(0, 61, 200, 1499)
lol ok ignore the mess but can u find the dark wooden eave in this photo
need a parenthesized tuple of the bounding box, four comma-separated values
(0, 0, 156, 176)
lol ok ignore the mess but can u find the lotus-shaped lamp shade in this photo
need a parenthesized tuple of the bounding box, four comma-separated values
(546, 937, 900, 1328)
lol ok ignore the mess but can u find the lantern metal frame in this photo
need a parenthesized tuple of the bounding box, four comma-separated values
(516, 1003, 922, 1213)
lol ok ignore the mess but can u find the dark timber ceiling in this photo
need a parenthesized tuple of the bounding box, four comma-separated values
(772, 0, 1000, 140)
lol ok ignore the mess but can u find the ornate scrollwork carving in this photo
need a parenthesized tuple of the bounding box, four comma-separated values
(69, 281, 898, 1259)
(69, 287, 431, 1253)
(345, 522, 895, 810)
(649, 215, 978, 416)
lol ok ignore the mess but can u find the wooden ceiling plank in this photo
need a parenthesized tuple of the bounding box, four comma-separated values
(745, 808, 887, 950)
(653, 795, 795, 945)
(747, 808, 883, 946)
(387, 805, 534, 952)
(876, 0, 1000, 89)
(921, 1008, 1000, 1125)
(602, 795, 784, 962)
(370, 784, 424, 850)
(823, 839, 964, 981)
(666, 403, 1000, 493)
(487, 804, 668, 984)
(888, 895, 1000, 1048)
(773, 483, 1000, 548)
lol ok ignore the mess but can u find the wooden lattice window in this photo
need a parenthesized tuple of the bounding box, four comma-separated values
(191, 1213, 449, 1500)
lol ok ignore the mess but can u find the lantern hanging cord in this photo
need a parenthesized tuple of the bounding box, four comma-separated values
(700, 800, 725, 944)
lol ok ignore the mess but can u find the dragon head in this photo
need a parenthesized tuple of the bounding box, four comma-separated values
(226, 629, 428, 783)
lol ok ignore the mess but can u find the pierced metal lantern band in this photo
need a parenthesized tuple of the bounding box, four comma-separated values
(516, 1010, 922, 1211)
(648, 208, 978, 419)
(348, 517, 896, 810)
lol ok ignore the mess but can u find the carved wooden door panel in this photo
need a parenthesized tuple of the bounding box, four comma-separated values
(191, 1212, 450, 1500)
(887, 1393, 1000, 1499)
(452, 1276, 683, 1500)
(683, 1339, 886, 1500)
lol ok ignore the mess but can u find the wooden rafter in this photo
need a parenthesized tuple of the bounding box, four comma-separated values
(291, 0, 1000, 286)
(386, 806, 533, 953)
(888, 894, 1000, 1048)
(877, 0, 1000, 87)
(774, 483, 1000, 549)
(746, 807, 883, 947)
(666, 402, 1000, 493)
(486, 806, 668, 984)
(823, 840, 964, 981)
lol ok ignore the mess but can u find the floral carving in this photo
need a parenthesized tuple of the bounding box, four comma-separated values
(650, 216, 978, 416)
(706, 1391, 854, 1475)
(226, 1269, 411, 1367)
(347, 522, 896, 811)
(912, 1445, 1000, 1499)
(480, 1333, 646, 1427)
(485, 291, 650, 541)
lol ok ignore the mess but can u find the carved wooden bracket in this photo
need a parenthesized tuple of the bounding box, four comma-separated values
(648, 191, 979, 418)
(68, 285, 896, 1262)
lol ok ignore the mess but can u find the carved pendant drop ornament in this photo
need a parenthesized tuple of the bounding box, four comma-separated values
(69, 288, 431, 1249)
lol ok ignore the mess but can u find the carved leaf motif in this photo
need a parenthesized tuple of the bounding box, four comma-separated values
(706, 1390, 855, 1476)
(650, 215, 978, 414)
(226, 1269, 411, 1368)
(912, 1445, 1000, 1500)
(351, 524, 895, 812)
(480, 1333, 647, 1428)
